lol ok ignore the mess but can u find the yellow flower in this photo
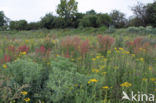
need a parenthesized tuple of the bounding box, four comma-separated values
(107, 50, 111, 54)
(24, 98, 30, 102)
(21, 91, 28, 95)
(92, 69, 99, 73)
(96, 56, 100, 59)
(52, 40, 56, 44)
(25, 40, 29, 43)
(102, 72, 107, 75)
(150, 78, 156, 82)
(131, 54, 135, 57)
(114, 48, 117, 50)
(92, 58, 96, 61)
(125, 51, 130, 54)
(103, 58, 107, 62)
(140, 58, 144, 62)
(2, 64, 7, 69)
(102, 86, 109, 89)
(88, 79, 98, 84)
(20, 51, 27, 55)
(120, 82, 132, 87)
(119, 47, 122, 50)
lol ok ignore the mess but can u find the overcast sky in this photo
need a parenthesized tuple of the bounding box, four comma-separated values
(0, 0, 154, 22)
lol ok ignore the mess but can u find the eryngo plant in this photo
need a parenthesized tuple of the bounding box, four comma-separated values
(3, 58, 43, 84)
(50, 56, 77, 72)
(46, 56, 87, 103)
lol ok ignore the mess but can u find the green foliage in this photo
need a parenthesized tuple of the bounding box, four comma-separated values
(4, 58, 42, 84)
(79, 13, 112, 28)
(0, 11, 8, 30)
(27, 22, 41, 30)
(10, 20, 28, 30)
(56, 0, 78, 18)
(110, 10, 127, 28)
(96, 14, 112, 27)
(40, 13, 56, 29)
(86, 9, 96, 15)
(0, 11, 7, 27)
(79, 15, 98, 27)
(56, 0, 78, 27)
(127, 26, 156, 34)
(45, 56, 87, 103)
(146, 1, 156, 27)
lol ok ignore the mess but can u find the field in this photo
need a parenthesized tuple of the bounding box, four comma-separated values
(0, 28, 156, 103)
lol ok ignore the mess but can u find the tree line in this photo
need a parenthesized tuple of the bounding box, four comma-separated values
(0, 0, 156, 31)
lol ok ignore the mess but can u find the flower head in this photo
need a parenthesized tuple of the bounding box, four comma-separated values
(21, 91, 28, 95)
(102, 86, 109, 89)
(88, 79, 98, 84)
(2, 64, 7, 69)
(120, 82, 132, 87)
(24, 98, 30, 102)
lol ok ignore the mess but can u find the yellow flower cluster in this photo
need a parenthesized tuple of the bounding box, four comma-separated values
(20, 51, 27, 55)
(24, 98, 30, 102)
(88, 79, 98, 84)
(150, 78, 156, 82)
(2, 64, 7, 69)
(120, 82, 132, 87)
(92, 69, 99, 73)
(102, 86, 109, 89)
(21, 91, 28, 95)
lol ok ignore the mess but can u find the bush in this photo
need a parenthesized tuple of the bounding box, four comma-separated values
(96, 14, 112, 27)
(45, 56, 88, 103)
(40, 13, 56, 29)
(27, 22, 41, 30)
(127, 26, 140, 33)
(4, 58, 43, 84)
(79, 15, 98, 27)
(10, 20, 28, 30)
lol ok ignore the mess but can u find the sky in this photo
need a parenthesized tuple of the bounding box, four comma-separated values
(0, 0, 154, 22)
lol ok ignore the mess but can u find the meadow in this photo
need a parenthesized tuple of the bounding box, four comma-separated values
(0, 28, 156, 103)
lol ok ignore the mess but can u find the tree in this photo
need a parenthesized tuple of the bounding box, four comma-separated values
(56, 0, 78, 27)
(131, 2, 147, 26)
(27, 22, 41, 30)
(40, 13, 56, 29)
(96, 13, 112, 27)
(86, 9, 96, 15)
(146, 1, 156, 27)
(0, 11, 9, 30)
(79, 15, 98, 27)
(110, 10, 127, 28)
(10, 20, 27, 30)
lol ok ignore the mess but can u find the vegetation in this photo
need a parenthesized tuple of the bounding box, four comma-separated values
(0, 0, 156, 103)
(0, 28, 155, 103)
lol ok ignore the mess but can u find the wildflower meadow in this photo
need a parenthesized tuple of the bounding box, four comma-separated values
(0, 29, 156, 103)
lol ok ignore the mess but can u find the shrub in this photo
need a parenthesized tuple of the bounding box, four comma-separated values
(10, 20, 28, 30)
(45, 56, 87, 103)
(79, 15, 98, 27)
(3, 58, 42, 84)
